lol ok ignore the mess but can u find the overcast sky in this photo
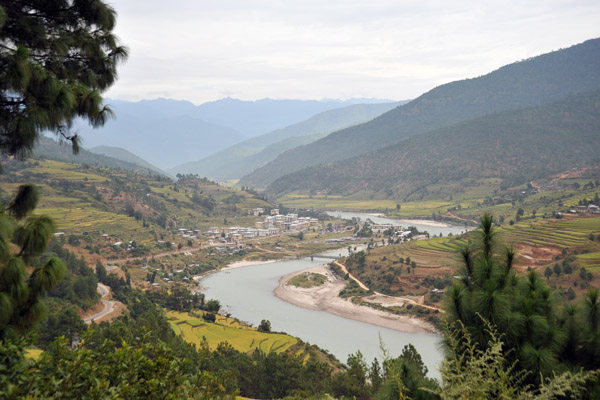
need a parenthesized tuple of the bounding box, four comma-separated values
(105, 0, 600, 104)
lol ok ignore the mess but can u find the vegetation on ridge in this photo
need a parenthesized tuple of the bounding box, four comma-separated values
(266, 89, 600, 199)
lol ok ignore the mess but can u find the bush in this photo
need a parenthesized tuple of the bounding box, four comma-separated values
(202, 312, 216, 322)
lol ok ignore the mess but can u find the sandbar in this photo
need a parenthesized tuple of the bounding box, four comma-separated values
(274, 265, 436, 334)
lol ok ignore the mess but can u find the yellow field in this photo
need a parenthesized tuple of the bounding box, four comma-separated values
(166, 310, 298, 354)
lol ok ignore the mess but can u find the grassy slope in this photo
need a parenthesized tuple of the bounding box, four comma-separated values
(88, 145, 169, 177)
(34, 136, 170, 178)
(1, 158, 271, 258)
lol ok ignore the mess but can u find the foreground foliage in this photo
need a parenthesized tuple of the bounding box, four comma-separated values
(1, 331, 230, 399)
(1, 184, 65, 339)
(437, 318, 598, 400)
(444, 213, 600, 395)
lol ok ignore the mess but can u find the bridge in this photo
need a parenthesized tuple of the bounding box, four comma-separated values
(311, 254, 340, 260)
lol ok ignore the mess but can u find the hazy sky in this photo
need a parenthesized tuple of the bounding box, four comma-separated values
(105, 0, 600, 104)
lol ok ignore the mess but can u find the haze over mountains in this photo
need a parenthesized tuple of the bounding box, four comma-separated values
(72, 37, 600, 197)
(75, 97, 393, 170)
(169, 101, 406, 180)
(238, 37, 600, 192)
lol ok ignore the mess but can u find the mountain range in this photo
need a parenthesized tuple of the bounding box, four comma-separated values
(241, 38, 600, 190)
(169, 101, 406, 180)
(74, 97, 392, 170)
(266, 89, 600, 199)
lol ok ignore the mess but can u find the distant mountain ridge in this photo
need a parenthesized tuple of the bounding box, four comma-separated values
(75, 97, 394, 170)
(241, 38, 600, 189)
(187, 97, 395, 137)
(77, 113, 246, 170)
(169, 101, 406, 180)
(266, 90, 600, 198)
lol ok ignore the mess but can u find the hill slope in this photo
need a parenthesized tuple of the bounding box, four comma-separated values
(34, 136, 170, 177)
(241, 38, 600, 188)
(266, 90, 600, 198)
(89, 145, 169, 176)
(76, 97, 393, 169)
(169, 101, 404, 180)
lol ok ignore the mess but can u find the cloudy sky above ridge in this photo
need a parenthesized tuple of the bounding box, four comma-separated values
(105, 0, 600, 104)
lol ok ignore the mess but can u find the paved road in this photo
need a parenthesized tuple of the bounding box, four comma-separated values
(84, 283, 116, 323)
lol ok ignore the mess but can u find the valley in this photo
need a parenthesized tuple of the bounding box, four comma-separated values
(2, 14, 600, 398)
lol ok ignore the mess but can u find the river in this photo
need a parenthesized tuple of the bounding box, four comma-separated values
(325, 211, 470, 236)
(201, 252, 444, 378)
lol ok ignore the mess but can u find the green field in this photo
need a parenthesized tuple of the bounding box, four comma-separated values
(166, 310, 298, 354)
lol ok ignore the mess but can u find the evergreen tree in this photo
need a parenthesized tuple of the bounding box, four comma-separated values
(1, 0, 126, 338)
(0, 184, 66, 338)
(444, 213, 564, 386)
(0, 0, 128, 158)
(95, 260, 107, 283)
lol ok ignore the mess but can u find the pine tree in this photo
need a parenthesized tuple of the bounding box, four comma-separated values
(1, 184, 66, 338)
(0, 1, 128, 158)
(444, 213, 564, 386)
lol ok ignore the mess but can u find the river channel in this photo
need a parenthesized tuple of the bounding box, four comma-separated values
(201, 214, 468, 378)
(326, 210, 470, 236)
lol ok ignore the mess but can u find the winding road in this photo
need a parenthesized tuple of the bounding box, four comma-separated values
(84, 283, 117, 323)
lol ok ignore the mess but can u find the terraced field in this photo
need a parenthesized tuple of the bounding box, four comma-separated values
(166, 310, 298, 354)
(500, 215, 600, 249)
(577, 252, 600, 272)
(346, 214, 600, 300)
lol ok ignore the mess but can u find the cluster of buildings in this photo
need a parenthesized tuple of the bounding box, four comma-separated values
(174, 210, 321, 245)
(369, 223, 414, 240)
(258, 212, 320, 231)
(573, 204, 599, 213)
(204, 226, 278, 242)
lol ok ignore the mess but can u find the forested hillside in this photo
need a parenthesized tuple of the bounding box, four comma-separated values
(266, 90, 600, 198)
(170, 101, 404, 180)
(242, 38, 600, 188)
